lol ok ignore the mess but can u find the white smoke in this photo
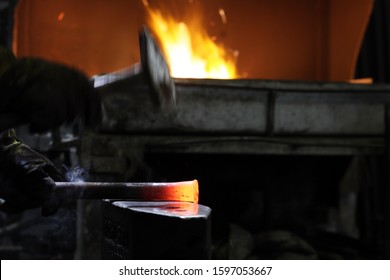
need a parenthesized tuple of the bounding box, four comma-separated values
(65, 167, 87, 183)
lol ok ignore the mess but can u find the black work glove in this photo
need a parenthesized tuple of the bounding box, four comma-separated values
(0, 130, 63, 216)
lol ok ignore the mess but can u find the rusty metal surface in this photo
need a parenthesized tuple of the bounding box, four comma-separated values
(95, 74, 390, 136)
(97, 80, 268, 133)
(273, 91, 387, 135)
(80, 135, 383, 177)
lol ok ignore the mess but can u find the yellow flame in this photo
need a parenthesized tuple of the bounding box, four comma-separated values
(146, 8, 237, 79)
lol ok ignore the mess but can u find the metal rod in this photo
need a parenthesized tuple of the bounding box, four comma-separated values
(54, 180, 199, 203)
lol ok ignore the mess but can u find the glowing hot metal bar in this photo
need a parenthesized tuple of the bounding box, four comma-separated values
(54, 180, 199, 203)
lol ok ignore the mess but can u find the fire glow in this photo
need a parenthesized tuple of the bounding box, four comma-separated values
(145, 6, 238, 79)
(142, 180, 199, 204)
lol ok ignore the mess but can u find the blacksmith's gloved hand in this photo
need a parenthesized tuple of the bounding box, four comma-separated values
(0, 129, 63, 216)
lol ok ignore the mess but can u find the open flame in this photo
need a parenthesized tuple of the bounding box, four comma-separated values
(145, 6, 238, 79)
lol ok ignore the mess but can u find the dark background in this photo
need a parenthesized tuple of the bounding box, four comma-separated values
(1, 0, 390, 260)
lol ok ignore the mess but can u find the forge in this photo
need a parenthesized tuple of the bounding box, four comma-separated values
(1, 0, 390, 260)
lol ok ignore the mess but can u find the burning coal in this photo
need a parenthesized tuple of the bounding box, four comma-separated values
(143, 2, 238, 79)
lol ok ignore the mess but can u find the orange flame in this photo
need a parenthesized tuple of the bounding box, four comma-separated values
(145, 7, 238, 79)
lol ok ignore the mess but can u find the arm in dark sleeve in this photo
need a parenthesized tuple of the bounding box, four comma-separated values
(0, 129, 63, 216)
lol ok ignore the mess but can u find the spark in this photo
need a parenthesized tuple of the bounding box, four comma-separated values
(218, 9, 227, 24)
(57, 12, 65, 21)
(142, 0, 149, 8)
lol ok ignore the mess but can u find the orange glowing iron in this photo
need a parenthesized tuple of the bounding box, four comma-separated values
(54, 180, 199, 204)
